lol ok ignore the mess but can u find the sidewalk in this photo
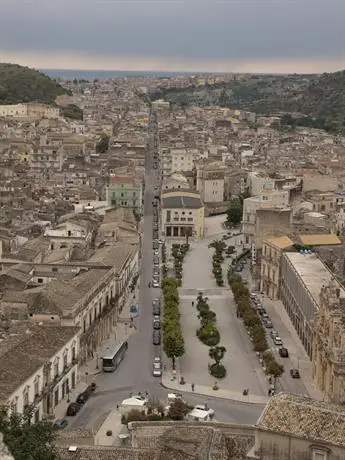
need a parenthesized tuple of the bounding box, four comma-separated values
(54, 283, 140, 421)
(161, 370, 268, 405)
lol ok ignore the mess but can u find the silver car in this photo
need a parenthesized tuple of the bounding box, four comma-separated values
(152, 361, 162, 377)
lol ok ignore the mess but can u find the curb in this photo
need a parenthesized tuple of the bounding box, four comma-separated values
(159, 380, 268, 407)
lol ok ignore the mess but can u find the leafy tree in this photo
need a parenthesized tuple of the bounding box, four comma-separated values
(209, 346, 226, 365)
(0, 407, 57, 460)
(60, 104, 83, 120)
(96, 133, 110, 153)
(226, 199, 243, 226)
(167, 399, 190, 421)
(266, 359, 285, 382)
(163, 329, 185, 369)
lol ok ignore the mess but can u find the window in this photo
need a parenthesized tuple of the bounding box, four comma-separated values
(37, 278, 43, 283)
(52, 267, 58, 272)
(63, 349, 68, 368)
(54, 358, 59, 377)
(121, 192, 124, 197)
(313, 451, 327, 460)
(133, 191, 136, 196)
(34, 376, 40, 396)
(23, 387, 29, 407)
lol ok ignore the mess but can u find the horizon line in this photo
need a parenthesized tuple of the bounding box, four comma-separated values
(40, 67, 320, 76)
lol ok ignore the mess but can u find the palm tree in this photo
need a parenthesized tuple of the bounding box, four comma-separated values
(209, 346, 226, 365)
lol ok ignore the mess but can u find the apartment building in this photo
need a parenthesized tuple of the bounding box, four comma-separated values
(260, 236, 294, 300)
(106, 174, 143, 211)
(0, 325, 79, 422)
(242, 190, 290, 248)
(196, 162, 226, 203)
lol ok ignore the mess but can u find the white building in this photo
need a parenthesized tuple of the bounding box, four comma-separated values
(0, 325, 79, 422)
(242, 190, 290, 247)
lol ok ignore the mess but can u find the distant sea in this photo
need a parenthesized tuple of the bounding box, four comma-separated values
(41, 69, 204, 79)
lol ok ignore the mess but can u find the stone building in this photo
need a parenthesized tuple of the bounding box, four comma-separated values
(260, 236, 294, 300)
(312, 280, 345, 404)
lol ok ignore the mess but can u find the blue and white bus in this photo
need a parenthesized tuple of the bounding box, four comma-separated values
(102, 341, 128, 372)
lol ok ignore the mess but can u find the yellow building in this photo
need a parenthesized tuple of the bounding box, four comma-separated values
(161, 189, 204, 239)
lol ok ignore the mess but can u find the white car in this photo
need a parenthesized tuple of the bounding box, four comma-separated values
(274, 336, 283, 346)
(194, 404, 215, 418)
(152, 279, 160, 288)
(152, 362, 162, 377)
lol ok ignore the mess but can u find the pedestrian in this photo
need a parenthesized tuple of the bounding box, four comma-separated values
(145, 391, 149, 399)
(192, 301, 194, 307)
(116, 404, 119, 410)
(191, 383, 195, 392)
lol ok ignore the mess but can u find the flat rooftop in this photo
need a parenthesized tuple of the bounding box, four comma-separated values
(284, 252, 345, 307)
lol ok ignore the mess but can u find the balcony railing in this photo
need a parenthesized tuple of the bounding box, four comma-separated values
(41, 357, 79, 398)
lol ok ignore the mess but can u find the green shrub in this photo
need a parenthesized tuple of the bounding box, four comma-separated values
(209, 363, 227, 379)
(197, 322, 220, 346)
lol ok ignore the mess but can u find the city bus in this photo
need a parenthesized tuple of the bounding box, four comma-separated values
(102, 341, 128, 372)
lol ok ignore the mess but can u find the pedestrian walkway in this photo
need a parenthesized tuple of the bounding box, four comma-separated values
(94, 410, 128, 446)
(54, 283, 140, 421)
(161, 370, 268, 405)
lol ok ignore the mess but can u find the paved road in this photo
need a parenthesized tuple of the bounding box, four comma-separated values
(67, 115, 265, 430)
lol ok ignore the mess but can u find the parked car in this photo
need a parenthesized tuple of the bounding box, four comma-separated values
(153, 330, 161, 345)
(264, 320, 273, 329)
(194, 404, 215, 418)
(279, 347, 289, 358)
(153, 267, 160, 276)
(152, 361, 162, 377)
(153, 256, 159, 265)
(152, 279, 160, 288)
(290, 368, 300, 379)
(273, 336, 283, 346)
(235, 265, 243, 272)
(66, 402, 80, 416)
(54, 419, 68, 429)
(153, 305, 160, 316)
(76, 393, 88, 405)
(153, 319, 161, 330)
(270, 329, 278, 338)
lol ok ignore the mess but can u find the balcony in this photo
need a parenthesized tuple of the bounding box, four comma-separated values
(41, 358, 79, 398)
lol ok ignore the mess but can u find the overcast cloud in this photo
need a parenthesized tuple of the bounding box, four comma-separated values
(0, 0, 344, 72)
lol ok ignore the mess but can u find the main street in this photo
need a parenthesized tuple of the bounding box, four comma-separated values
(68, 114, 265, 430)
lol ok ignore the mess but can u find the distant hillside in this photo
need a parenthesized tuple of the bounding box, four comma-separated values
(0, 63, 71, 105)
(150, 71, 345, 133)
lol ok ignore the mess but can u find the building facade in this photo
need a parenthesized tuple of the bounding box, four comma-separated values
(260, 236, 293, 300)
(106, 175, 143, 211)
(0, 326, 79, 423)
(312, 280, 345, 404)
(280, 252, 335, 358)
(196, 162, 226, 203)
(161, 190, 204, 239)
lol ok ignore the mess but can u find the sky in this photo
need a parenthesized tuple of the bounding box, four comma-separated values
(0, 0, 344, 73)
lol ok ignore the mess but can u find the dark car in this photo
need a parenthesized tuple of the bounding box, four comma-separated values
(153, 319, 161, 330)
(153, 242, 159, 250)
(279, 347, 289, 358)
(54, 419, 68, 429)
(153, 330, 161, 345)
(76, 393, 88, 405)
(66, 402, 80, 416)
(290, 368, 300, 379)
(153, 267, 160, 276)
(153, 304, 160, 315)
